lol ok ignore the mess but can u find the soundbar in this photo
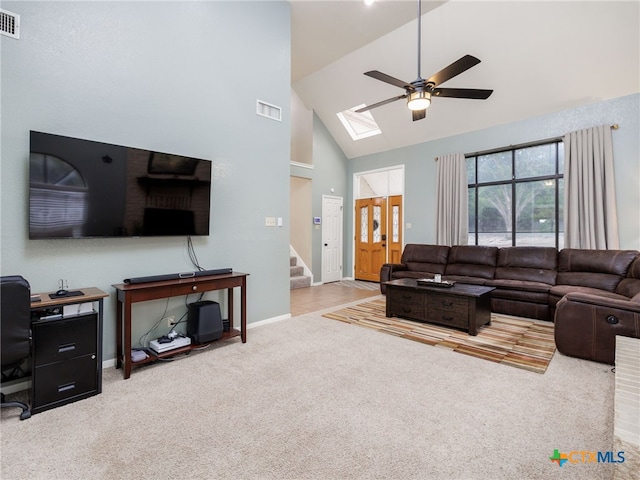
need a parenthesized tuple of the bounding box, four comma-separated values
(124, 268, 233, 285)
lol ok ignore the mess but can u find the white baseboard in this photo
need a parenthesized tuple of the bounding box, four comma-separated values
(247, 313, 291, 329)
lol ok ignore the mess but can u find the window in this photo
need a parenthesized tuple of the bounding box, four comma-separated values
(336, 104, 381, 141)
(467, 140, 564, 248)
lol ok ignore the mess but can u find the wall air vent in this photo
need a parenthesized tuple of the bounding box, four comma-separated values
(256, 100, 282, 122)
(0, 9, 20, 39)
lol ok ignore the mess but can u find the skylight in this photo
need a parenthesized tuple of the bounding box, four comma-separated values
(337, 104, 381, 141)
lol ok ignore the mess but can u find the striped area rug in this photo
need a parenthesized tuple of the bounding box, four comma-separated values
(323, 298, 556, 374)
(334, 280, 380, 291)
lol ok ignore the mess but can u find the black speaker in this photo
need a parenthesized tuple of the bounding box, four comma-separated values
(187, 301, 223, 344)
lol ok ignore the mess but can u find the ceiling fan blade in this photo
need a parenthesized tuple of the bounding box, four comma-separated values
(426, 55, 481, 86)
(432, 88, 493, 100)
(412, 109, 426, 122)
(355, 94, 407, 113)
(364, 71, 414, 90)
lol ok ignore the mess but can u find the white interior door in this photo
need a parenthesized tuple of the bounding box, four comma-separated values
(322, 195, 343, 283)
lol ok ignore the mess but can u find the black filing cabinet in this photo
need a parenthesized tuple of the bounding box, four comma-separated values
(31, 312, 101, 414)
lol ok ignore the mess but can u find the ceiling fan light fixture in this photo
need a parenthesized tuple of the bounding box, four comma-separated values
(407, 91, 431, 111)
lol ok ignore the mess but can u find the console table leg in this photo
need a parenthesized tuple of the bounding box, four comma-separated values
(241, 280, 246, 343)
(123, 297, 132, 379)
(116, 299, 123, 370)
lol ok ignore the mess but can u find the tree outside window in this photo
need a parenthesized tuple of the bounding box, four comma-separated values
(467, 141, 564, 248)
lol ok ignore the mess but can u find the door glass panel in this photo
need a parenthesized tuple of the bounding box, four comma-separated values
(360, 206, 368, 243)
(373, 205, 381, 243)
(392, 205, 399, 242)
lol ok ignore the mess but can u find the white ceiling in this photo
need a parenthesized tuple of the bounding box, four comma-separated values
(291, 0, 640, 159)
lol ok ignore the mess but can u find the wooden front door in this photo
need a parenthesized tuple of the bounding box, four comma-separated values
(355, 197, 387, 281)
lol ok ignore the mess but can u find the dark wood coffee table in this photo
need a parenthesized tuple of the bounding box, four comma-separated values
(384, 278, 495, 335)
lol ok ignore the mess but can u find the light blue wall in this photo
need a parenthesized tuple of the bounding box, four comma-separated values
(346, 94, 640, 276)
(0, 2, 292, 361)
(310, 114, 348, 282)
(290, 113, 349, 283)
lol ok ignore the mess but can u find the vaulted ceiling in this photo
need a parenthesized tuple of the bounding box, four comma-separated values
(291, 1, 640, 159)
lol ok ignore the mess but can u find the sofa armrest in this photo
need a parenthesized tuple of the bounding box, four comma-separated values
(562, 292, 640, 313)
(554, 294, 640, 364)
(380, 263, 407, 294)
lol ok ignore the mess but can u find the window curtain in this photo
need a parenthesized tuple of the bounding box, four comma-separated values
(435, 153, 468, 246)
(564, 124, 619, 249)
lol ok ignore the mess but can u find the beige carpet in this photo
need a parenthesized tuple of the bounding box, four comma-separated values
(1, 298, 616, 480)
(323, 298, 556, 374)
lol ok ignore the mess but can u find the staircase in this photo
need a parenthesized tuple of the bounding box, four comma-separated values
(290, 256, 311, 289)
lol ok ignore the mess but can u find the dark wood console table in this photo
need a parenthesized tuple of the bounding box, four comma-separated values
(112, 272, 248, 379)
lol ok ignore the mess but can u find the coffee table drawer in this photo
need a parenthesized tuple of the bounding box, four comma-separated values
(388, 289, 424, 319)
(426, 295, 468, 313)
(425, 307, 469, 329)
(425, 295, 470, 329)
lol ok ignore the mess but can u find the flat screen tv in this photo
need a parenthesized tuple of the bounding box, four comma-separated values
(29, 131, 212, 239)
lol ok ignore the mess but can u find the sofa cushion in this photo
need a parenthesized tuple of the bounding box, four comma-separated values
(616, 257, 640, 299)
(444, 245, 498, 280)
(441, 275, 489, 286)
(490, 288, 549, 304)
(489, 279, 551, 304)
(488, 279, 552, 294)
(556, 248, 638, 292)
(391, 270, 433, 281)
(401, 244, 450, 274)
(494, 246, 557, 285)
(549, 285, 628, 307)
(491, 298, 550, 321)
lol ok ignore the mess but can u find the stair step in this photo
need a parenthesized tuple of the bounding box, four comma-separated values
(290, 265, 304, 277)
(290, 275, 311, 289)
(290, 256, 297, 267)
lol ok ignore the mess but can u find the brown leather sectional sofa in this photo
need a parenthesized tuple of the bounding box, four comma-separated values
(380, 244, 640, 364)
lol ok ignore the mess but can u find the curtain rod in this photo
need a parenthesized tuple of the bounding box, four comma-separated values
(435, 124, 620, 161)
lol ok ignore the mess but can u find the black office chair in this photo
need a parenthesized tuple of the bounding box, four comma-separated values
(1, 275, 32, 420)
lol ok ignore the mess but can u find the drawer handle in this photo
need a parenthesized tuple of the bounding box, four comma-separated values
(401, 295, 413, 300)
(58, 343, 76, 353)
(58, 382, 76, 393)
(192, 285, 198, 291)
(441, 301, 454, 307)
(441, 316, 454, 322)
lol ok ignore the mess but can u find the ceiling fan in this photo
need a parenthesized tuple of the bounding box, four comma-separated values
(356, 0, 493, 122)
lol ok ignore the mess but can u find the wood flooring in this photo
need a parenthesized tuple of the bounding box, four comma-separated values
(290, 281, 380, 317)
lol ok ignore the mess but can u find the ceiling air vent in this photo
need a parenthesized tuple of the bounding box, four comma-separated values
(0, 9, 20, 39)
(256, 100, 282, 122)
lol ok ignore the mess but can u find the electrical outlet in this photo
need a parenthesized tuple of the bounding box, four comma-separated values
(164, 316, 175, 328)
